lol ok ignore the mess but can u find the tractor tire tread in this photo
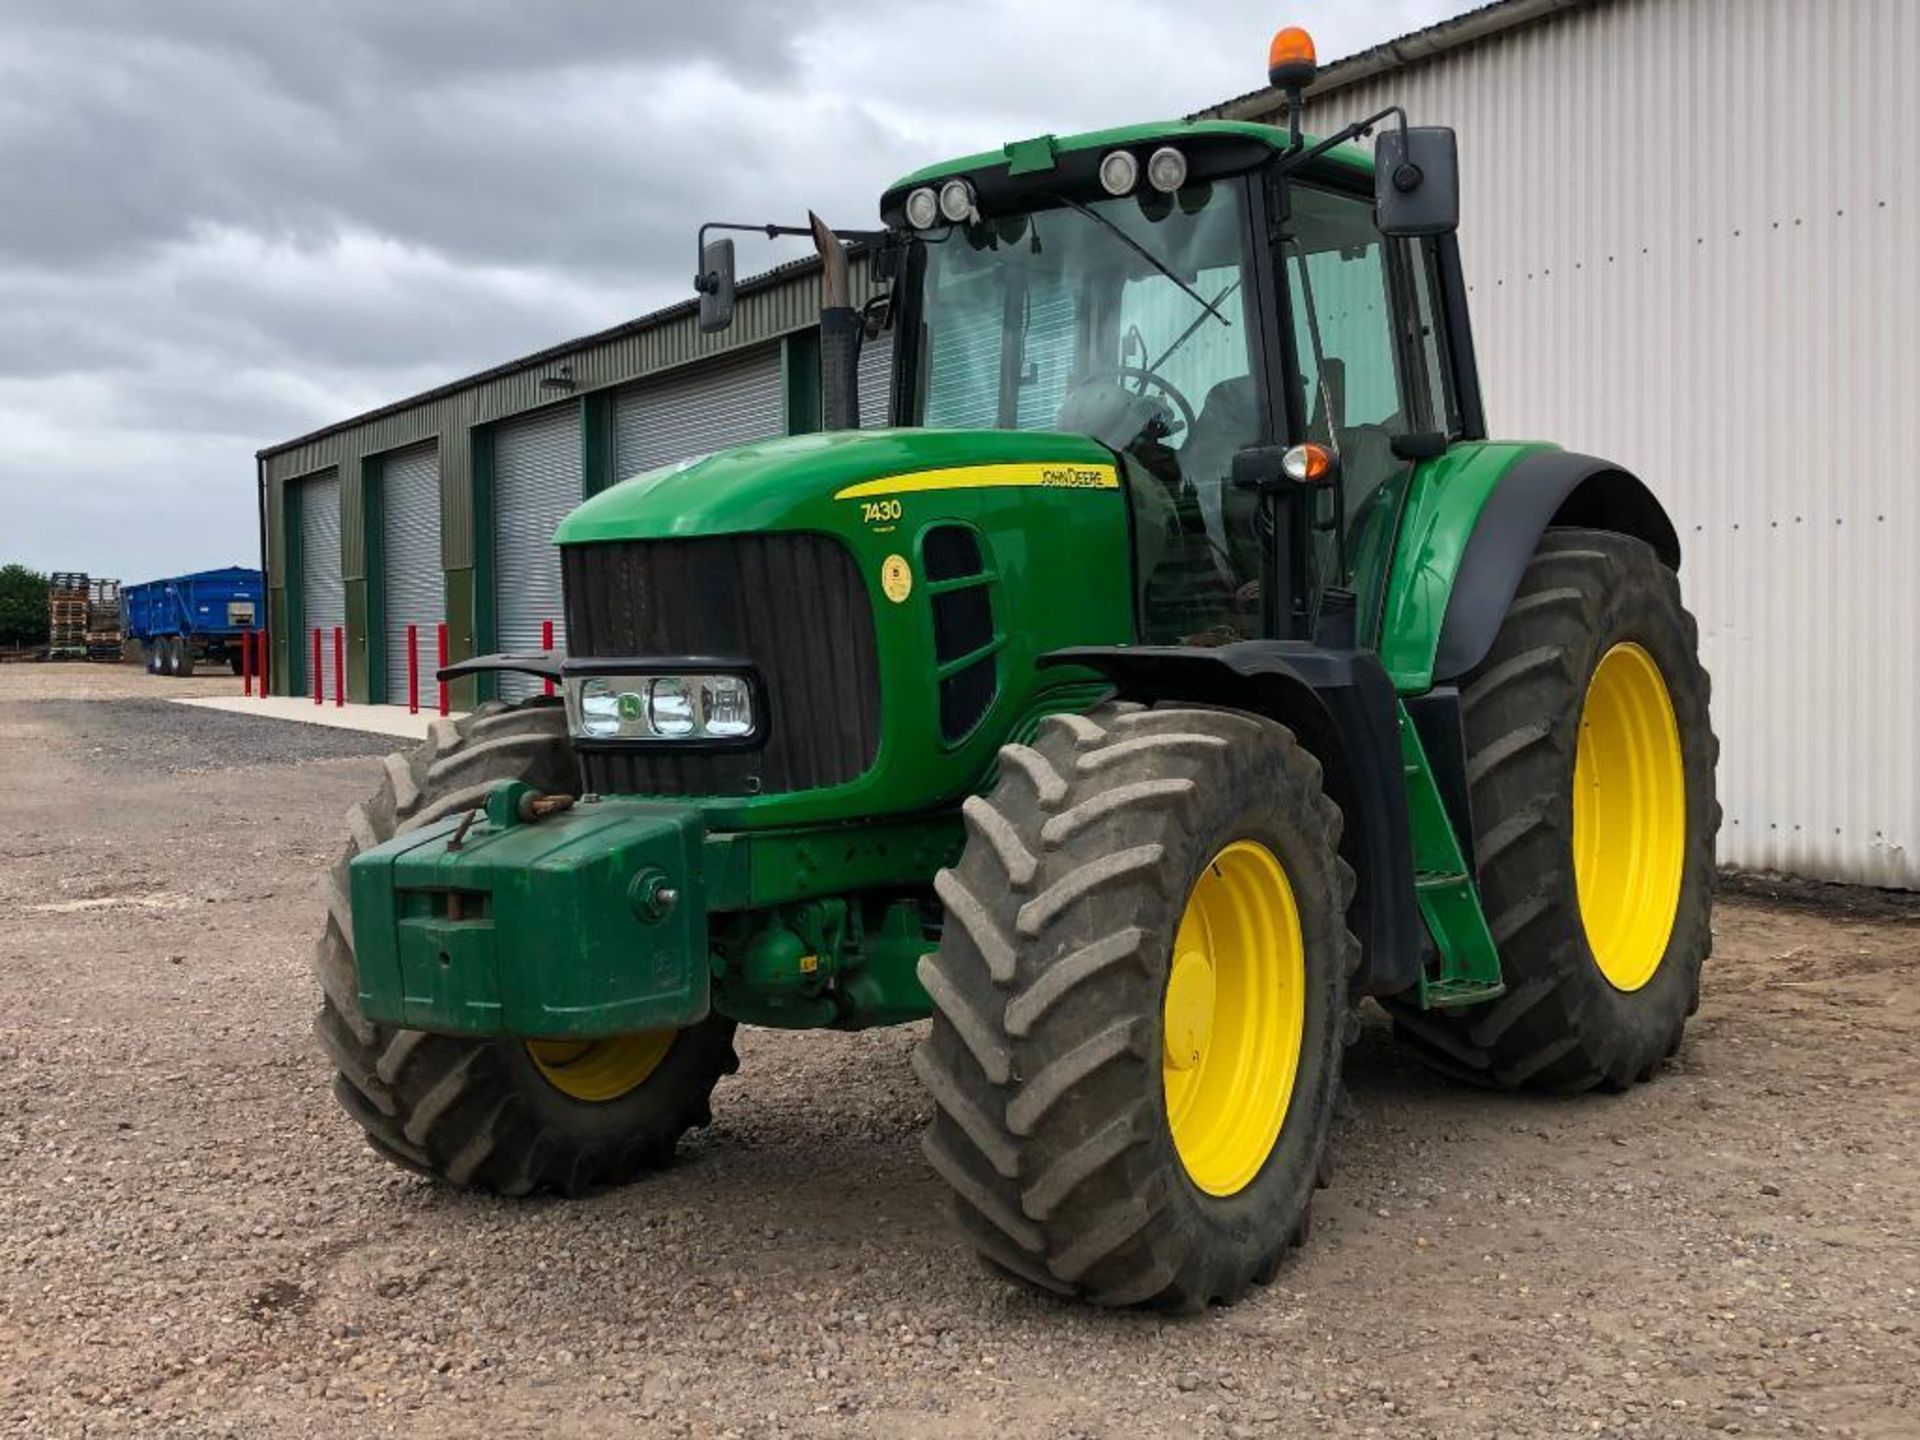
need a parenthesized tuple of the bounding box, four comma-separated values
(916, 702, 1359, 1310)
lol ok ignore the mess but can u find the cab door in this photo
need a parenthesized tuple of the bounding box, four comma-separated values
(1280, 182, 1462, 644)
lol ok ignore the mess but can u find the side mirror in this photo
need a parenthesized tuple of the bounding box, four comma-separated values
(696, 237, 736, 333)
(1375, 125, 1459, 237)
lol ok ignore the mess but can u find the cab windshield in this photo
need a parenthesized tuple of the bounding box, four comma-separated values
(909, 179, 1265, 642)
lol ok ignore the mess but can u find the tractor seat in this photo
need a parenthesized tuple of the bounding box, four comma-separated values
(1178, 375, 1261, 581)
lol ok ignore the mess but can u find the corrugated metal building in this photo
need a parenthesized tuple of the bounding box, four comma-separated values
(258, 254, 889, 713)
(259, 0, 1917, 888)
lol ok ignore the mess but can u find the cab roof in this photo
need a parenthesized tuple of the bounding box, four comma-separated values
(884, 118, 1373, 200)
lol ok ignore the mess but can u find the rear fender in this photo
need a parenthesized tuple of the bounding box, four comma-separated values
(1043, 642, 1424, 998)
(1378, 445, 1681, 690)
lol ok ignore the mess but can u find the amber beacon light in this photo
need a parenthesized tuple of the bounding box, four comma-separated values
(1268, 25, 1318, 91)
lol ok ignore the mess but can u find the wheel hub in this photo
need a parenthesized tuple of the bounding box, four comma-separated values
(1573, 641, 1687, 992)
(1162, 840, 1306, 1198)
(1162, 948, 1216, 1072)
(525, 1031, 675, 1103)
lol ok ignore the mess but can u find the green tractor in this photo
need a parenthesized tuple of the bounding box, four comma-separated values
(318, 29, 1717, 1310)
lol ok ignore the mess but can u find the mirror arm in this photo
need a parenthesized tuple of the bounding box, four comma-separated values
(1279, 104, 1408, 176)
(693, 220, 888, 294)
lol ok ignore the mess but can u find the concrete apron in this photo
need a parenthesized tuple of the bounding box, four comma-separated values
(172, 694, 467, 740)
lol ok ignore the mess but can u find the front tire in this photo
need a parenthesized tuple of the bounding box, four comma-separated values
(916, 705, 1357, 1310)
(314, 700, 738, 1194)
(1388, 529, 1719, 1091)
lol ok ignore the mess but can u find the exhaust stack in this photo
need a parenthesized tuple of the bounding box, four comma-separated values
(810, 211, 862, 431)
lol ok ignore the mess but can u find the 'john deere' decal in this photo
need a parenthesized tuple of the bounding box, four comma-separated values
(835, 462, 1119, 501)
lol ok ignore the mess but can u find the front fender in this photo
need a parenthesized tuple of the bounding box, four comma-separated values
(1042, 642, 1424, 998)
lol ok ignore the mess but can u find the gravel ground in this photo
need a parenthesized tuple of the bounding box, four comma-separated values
(2, 665, 1916, 1439)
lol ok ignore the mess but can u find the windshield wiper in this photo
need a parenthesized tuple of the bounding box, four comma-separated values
(1148, 279, 1242, 373)
(1047, 192, 1229, 328)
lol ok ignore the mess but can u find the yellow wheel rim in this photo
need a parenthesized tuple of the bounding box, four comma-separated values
(1572, 642, 1687, 992)
(525, 1031, 674, 1102)
(1162, 840, 1307, 1197)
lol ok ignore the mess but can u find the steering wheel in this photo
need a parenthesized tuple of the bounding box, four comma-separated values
(1073, 364, 1200, 441)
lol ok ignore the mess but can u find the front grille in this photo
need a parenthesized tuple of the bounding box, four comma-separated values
(562, 533, 880, 797)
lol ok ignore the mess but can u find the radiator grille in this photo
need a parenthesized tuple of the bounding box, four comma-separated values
(561, 533, 880, 797)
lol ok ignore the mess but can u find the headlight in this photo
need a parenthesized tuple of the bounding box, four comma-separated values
(1146, 145, 1188, 194)
(937, 178, 975, 224)
(904, 186, 940, 230)
(565, 670, 760, 743)
(1098, 149, 1138, 196)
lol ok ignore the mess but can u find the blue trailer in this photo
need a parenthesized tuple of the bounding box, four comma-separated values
(124, 566, 264, 678)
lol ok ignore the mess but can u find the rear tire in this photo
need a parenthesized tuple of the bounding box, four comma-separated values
(174, 638, 194, 676)
(315, 699, 739, 1194)
(916, 704, 1358, 1310)
(1386, 529, 1719, 1091)
(144, 643, 161, 675)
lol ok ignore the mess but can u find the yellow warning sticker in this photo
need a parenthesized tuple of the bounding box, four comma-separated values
(880, 554, 913, 604)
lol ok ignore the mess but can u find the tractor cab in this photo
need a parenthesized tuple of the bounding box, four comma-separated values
(876, 119, 1466, 651)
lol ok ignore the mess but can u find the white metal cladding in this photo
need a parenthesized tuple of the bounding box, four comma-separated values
(613, 344, 786, 481)
(1283, 0, 1920, 888)
(298, 469, 344, 696)
(857, 333, 894, 429)
(493, 403, 580, 702)
(380, 441, 442, 705)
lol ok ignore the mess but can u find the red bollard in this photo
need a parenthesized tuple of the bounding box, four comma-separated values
(312, 628, 322, 705)
(333, 626, 345, 707)
(241, 629, 253, 697)
(259, 628, 269, 699)
(436, 622, 449, 717)
(542, 618, 555, 697)
(406, 623, 419, 715)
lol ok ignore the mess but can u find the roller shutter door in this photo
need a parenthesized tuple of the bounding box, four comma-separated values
(857, 335, 893, 430)
(493, 404, 580, 701)
(380, 441, 442, 705)
(613, 344, 786, 483)
(299, 469, 344, 697)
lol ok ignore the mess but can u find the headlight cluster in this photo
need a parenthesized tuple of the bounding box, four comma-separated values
(566, 672, 757, 743)
(904, 177, 976, 229)
(1098, 144, 1188, 196)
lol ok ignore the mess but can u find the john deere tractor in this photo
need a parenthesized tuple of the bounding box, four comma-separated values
(317, 29, 1717, 1310)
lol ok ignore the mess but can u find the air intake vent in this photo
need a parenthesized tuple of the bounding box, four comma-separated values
(923, 524, 999, 743)
(923, 524, 983, 582)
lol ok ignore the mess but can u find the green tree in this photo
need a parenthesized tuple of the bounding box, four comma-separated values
(0, 564, 50, 648)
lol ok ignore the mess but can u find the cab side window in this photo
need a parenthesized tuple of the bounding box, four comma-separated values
(1284, 185, 1458, 636)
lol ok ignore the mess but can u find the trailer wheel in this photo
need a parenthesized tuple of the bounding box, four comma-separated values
(314, 699, 739, 1194)
(916, 704, 1358, 1310)
(1386, 529, 1720, 1090)
(143, 643, 161, 675)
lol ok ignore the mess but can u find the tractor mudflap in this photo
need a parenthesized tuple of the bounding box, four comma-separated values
(348, 790, 708, 1038)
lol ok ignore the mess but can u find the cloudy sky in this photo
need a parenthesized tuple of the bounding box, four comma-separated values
(0, 0, 1467, 581)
